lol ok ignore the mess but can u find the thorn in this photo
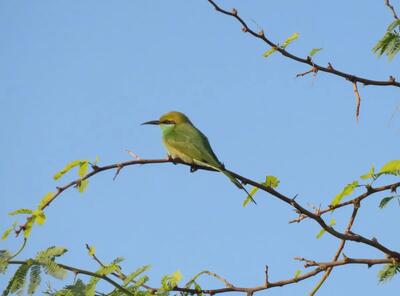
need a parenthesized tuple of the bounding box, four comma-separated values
(242, 27, 248, 32)
(113, 164, 123, 181)
(258, 30, 264, 37)
(342, 253, 349, 262)
(327, 62, 334, 70)
(231, 8, 237, 15)
(126, 149, 142, 160)
(389, 75, 396, 83)
(264, 265, 269, 285)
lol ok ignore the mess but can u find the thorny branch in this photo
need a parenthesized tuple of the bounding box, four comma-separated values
(206, 0, 400, 88)
(4, 155, 399, 296)
(6, 255, 395, 295)
(13, 157, 400, 259)
(309, 203, 360, 295)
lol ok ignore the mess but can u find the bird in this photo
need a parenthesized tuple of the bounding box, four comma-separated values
(142, 111, 256, 204)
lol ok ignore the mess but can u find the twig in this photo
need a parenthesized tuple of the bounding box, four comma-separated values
(288, 181, 400, 223)
(353, 81, 361, 123)
(385, 0, 399, 20)
(309, 203, 359, 295)
(296, 66, 318, 78)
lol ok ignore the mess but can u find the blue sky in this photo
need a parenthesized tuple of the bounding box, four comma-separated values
(1, 0, 399, 295)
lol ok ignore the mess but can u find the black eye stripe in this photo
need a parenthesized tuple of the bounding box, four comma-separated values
(162, 120, 175, 124)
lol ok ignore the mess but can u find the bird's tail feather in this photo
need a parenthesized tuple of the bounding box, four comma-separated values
(196, 161, 257, 205)
(221, 170, 257, 205)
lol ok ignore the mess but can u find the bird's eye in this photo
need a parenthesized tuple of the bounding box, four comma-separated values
(163, 120, 175, 125)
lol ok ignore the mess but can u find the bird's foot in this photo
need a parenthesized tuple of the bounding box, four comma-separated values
(167, 155, 181, 165)
(190, 165, 198, 173)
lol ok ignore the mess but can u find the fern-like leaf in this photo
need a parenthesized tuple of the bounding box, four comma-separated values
(2, 262, 30, 296)
(28, 264, 41, 295)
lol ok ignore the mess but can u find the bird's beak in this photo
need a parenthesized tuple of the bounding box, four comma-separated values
(141, 120, 160, 125)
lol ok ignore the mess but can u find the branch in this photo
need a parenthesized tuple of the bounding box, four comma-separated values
(297, 257, 394, 269)
(289, 181, 400, 223)
(7, 256, 394, 296)
(207, 0, 400, 88)
(309, 202, 360, 295)
(14, 157, 400, 260)
(8, 260, 135, 296)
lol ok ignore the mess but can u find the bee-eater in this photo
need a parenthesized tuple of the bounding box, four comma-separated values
(142, 111, 256, 204)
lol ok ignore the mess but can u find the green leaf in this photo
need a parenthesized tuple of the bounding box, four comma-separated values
(86, 258, 123, 296)
(2, 261, 31, 295)
(379, 160, 400, 176)
(263, 47, 277, 58)
(387, 19, 400, 32)
(281, 32, 299, 49)
(378, 263, 400, 282)
(36, 246, 68, 260)
(123, 265, 151, 286)
(0, 250, 12, 273)
(360, 165, 375, 180)
(93, 156, 100, 166)
(78, 161, 89, 178)
(265, 175, 280, 188)
(53, 160, 81, 180)
(1, 225, 14, 240)
(294, 269, 302, 279)
(28, 265, 41, 295)
(243, 175, 279, 207)
(85, 276, 100, 296)
(379, 196, 397, 209)
(309, 48, 322, 57)
(316, 218, 336, 239)
(88, 245, 96, 257)
(330, 181, 358, 206)
(77, 179, 89, 193)
(373, 31, 400, 60)
(33, 209, 46, 225)
(161, 270, 183, 291)
(24, 219, 34, 239)
(38, 192, 55, 210)
(35, 246, 68, 279)
(9, 208, 33, 216)
(132, 275, 149, 288)
(53, 279, 86, 296)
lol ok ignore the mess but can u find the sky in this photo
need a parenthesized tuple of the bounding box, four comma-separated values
(0, 0, 399, 295)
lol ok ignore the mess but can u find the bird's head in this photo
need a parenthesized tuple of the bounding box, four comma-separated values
(142, 111, 192, 127)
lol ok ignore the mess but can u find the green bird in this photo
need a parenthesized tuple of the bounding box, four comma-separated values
(142, 111, 256, 204)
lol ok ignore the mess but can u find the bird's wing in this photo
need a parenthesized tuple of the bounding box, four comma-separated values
(165, 124, 221, 167)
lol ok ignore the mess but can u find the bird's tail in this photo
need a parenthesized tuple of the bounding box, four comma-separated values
(197, 160, 257, 204)
(220, 170, 257, 205)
